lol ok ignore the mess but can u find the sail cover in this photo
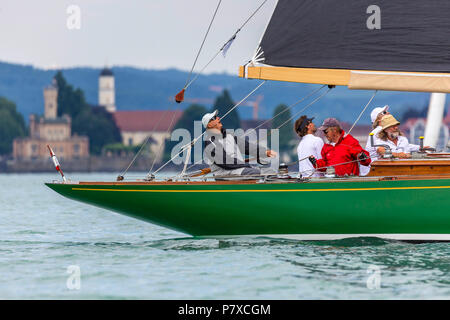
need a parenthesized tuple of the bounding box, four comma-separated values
(258, 0, 450, 73)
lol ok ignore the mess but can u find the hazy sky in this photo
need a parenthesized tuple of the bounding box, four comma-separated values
(0, 0, 277, 74)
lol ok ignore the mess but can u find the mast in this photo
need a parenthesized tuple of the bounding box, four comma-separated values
(424, 93, 446, 148)
(239, 0, 450, 93)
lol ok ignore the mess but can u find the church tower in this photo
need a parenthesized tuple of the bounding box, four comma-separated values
(98, 67, 116, 112)
(44, 78, 58, 119)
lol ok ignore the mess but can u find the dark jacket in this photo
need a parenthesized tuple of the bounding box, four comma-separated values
(204, 129, 267, 174)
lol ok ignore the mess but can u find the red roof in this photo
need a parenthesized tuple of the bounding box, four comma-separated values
(444, 111, 450, 125)
(113, 110, 183, 132)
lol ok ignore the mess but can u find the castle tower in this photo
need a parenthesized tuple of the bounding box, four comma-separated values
(98, 67, 116, 112)
(44, 79, 58, 119)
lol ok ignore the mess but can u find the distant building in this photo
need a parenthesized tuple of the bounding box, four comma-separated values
(113, 110, 182, 162)
(98, 67, 116, 112)
(13, 79, 89, 160)
(339, 122, 373, 147)
(401, 115, 450, 150)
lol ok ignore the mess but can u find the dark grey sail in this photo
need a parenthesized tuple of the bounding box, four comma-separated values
(258, 0, 450, 73)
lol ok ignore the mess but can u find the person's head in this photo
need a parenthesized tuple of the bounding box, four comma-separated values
(294, 115, 316, 137)
(319, 118, 342, 143)
(202, 110, 222, 131)
(370, 105, 390, 129)
(378, 114, 402, 141)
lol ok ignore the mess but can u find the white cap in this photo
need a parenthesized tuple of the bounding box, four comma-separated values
(370, 105, 389, 123)
(202, 110, 218, 128)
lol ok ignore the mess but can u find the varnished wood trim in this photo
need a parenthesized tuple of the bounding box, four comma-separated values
(73, 174, 450, 187)
(240, 66, 450, 90)
(244, 66, 350, 85)
(371, 160, 450, 166)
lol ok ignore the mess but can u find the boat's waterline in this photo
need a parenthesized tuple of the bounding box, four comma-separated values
(46, 177, 450, 241)
(199, 234, 450, 241)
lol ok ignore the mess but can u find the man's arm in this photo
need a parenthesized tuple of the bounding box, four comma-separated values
(408, 143, 421, 152)
(348, 136, 371, 166)
(235, 135, 272, 162)
(313, 146, 328, 171)
(314, 138, 324, 159)
(205, 137, 248, 169)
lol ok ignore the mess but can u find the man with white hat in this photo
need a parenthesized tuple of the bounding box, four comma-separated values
(202, 110, 277, 177)
(375, 114, 421, 158)
(359, 105, 390, 176)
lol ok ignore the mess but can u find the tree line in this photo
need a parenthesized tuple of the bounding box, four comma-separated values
(0, 72, 122, 156)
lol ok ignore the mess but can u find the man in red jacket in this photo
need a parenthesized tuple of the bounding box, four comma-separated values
(309, 118, 371, 176)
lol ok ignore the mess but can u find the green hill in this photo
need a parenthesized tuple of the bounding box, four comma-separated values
(0, 61, 435, 125)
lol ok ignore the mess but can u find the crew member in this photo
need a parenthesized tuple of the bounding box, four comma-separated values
(309, 118, 371, 176)
(294, 115, 324, 177)
(202, 110, 277, 176)
(375, 115, 421, 158)
(360, 105, 390, 176)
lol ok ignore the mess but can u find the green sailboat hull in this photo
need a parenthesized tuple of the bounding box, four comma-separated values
(45, 178, 450, 241)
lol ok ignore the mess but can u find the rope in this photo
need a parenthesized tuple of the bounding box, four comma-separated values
(118, 107, 173, 178)
(255, 86, 332, 152)
(183, 0, 269, 91)
(152, 81, 266, 175)
(242, 85, 327, 138)
(275, 87, 333, 130)
(190, 156, 372, 180)
(181, 85, 328, 176)
(184, 0, 222, 89)
(148, 109, 180, 174)
(296, 157, 372, 177)
(347, 90, 377, 136)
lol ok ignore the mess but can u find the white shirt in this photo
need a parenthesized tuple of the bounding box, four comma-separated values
(297, 134, 324, 177)
(374, 135, 420, 154)
(359, 126, 382, 176)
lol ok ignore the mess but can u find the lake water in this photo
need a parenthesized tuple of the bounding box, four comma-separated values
(0, 172, 448, 299)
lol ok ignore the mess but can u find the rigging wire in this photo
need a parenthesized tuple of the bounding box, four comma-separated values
(189, 156, 374, 180)
(181, 84, 328, 175)
(117, 107, 174, 180)
(175, 0, 269, 102)
(152, 81, 267, 176)
(148, 109, 180, 174)
(346, 90, 378, 136)
(275, 86, 333, 130)
(243, 84, 327, 138)
(184, 0, 222, 89)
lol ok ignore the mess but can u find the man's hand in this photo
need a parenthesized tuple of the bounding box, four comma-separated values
(357, 152, 368, 162)
(308, 156, 317, 166)
(376, 147, 386, 155)
(422, 146, 436, 152)
(394, 152, 411, 159)
(266, 150, 277, 158)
